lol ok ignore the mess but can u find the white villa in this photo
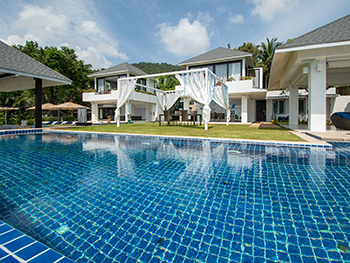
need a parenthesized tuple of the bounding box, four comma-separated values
(83, 62, 157, 122)
(178, 47, 264, 123)
(83, 15, 350, 132)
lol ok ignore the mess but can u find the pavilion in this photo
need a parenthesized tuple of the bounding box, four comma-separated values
(0, 40, 71, 128)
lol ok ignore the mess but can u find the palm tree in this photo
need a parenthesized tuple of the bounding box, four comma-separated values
(260, 38, 283, 88)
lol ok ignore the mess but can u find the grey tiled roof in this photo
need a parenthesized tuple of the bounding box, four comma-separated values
(178, 47, 251, 65)
(89, 62, 147, 77)
(279, 14, 350, 49)
(0, 40, 71, 83)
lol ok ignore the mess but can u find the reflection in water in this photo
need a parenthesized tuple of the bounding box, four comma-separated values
(1, 134, 349, 263)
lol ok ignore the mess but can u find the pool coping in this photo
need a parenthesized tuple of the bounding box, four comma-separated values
(45, 129, 333, 148)
(0, 220, 74, 263)
(0, 127, 333, 148)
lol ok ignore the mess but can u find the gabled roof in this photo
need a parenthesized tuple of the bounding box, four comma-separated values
(0, 40, 71, 84)
(178, 47, 253, 68)
(279, 14, 350, 50)
(88, 62, 147, 78)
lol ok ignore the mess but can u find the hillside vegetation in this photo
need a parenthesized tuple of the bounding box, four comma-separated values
(131, 62, 182, 74)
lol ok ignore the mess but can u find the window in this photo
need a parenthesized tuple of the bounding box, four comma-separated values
(215, 64, 227, 80)
(97, 78, 105, 93)
(279, 101, 284, 114)
(228, 62, 241, 81)
(189, 61, 242, 81)
(273, 100, 285, 114)
(137, 78, 147, 91)
(299, 99, 305, 114)
(273, 101, 278, 114)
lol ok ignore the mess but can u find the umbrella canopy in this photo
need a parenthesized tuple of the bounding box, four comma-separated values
(27, 103, 56, 110)
(0, 107, 19, 110)
(53, 102, 89, 110)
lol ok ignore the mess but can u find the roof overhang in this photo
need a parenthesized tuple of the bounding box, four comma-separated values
(0, 68, 72, 92)
(178, 54, 254, 69)
(88, 70, 146, 78)
(269, 41, 350, 91)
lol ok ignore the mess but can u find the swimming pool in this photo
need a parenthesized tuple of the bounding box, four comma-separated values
(0, 133, 350, 262)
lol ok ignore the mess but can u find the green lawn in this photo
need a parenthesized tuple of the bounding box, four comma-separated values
(64, 122, 304, 141)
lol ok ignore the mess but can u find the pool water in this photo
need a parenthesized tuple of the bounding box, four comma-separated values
(0, 133, 350, 262)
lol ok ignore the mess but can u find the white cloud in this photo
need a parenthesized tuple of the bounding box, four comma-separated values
(196, 11, 214, 27)
(229, 14, 244, 24)
(156, 16, 211, 57)
(216, 6, 226, 14)
(251, 0, 299, 22)
(2, 2, 128, 69)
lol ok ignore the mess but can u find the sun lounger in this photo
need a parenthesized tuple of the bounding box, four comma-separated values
(331, 112, 350, 130)
(42, 121, 53, 125)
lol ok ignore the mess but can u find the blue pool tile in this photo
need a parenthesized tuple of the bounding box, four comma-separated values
(0, 225, 12, 235)
(0, 248, 8, 259)
(15, 242, 47, 261)
(56, 257, 75, 263)
(4, 235, 35, 252)
(0, 255, 21, 263)
(28, 249, 63, 263)
(0, 230, 23, 244)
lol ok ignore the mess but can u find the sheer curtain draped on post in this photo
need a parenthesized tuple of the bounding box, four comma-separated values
(114, 79, 136, 127)
(155, 90, 183, 119)
(176, 72, 212, 130)
(213, 84, 230, 125)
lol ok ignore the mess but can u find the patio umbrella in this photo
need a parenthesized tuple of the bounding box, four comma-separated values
(27, 103, 56, 110)
(53, 102, 90, 122)
(53, 102, 89, 110)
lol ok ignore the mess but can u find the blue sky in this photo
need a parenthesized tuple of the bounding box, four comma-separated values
(1, 0, 349, 69)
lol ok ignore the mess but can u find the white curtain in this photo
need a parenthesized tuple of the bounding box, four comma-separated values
(155, 90, 183, 119)
(114, 79, 136, 126)
(215, 64, 227, 81)
(176, 72, 212, 129)
(213, 84, 230, 125)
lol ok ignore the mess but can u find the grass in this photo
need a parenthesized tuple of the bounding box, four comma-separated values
(64, 122, 304, 141)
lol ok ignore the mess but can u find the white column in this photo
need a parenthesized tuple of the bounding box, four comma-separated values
(241, 95, 248, 123)
(183, 97, 190, 111)
(125, 101, 131, 120)
(242, 59, 246, 78)
(91, 103, 98, 122)
(266, 100, 273, 121)
(308, 60, 327, 132)
(289, 84, 299, 128)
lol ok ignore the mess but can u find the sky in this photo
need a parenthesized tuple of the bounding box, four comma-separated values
(0, 0, 349, 69)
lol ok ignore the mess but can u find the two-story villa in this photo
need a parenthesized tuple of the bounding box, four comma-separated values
(178, 47, 264, 123)
(83, 62, 157, 122)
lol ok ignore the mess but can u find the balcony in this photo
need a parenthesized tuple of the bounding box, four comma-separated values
(83, 90, 156, 104)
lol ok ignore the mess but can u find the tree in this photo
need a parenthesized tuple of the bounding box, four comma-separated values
(259, 38, 283, 88)
(13, 41, 94, 105)
(234, 42, 262, 66)
(132, 62, 182, 74)
(155, 76, 179, 90)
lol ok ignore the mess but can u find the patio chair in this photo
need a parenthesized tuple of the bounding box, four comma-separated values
(164, 110, 170, 125)
(181, 110, 189, 125)
(210, 112, 216, 122)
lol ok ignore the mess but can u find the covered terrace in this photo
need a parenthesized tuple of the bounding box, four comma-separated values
(269, 14, 350, 132)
